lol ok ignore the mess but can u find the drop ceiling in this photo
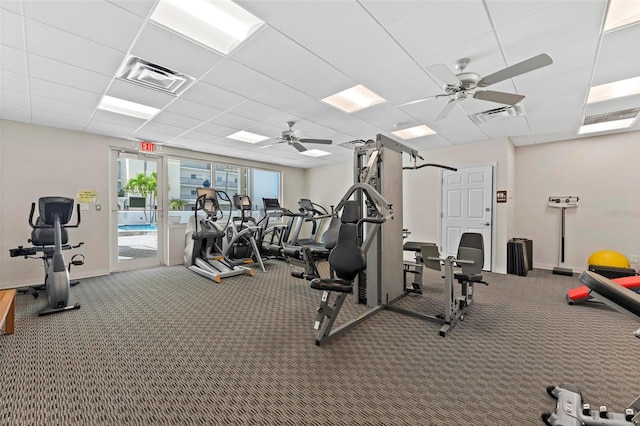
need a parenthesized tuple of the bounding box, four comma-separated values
(1, 0, 638, 169)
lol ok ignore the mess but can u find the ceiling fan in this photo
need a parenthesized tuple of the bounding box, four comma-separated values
(400, 53, 553, 121)
(273, 121, 332, 152)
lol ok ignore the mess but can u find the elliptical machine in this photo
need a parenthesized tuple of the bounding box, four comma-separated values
(9, 197, 84, 316)
(184, 188, 253, 282)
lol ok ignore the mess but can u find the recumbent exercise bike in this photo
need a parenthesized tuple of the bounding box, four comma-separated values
(9, 196, 84, 316)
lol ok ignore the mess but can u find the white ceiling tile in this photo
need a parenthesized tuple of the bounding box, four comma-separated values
(230, 26, 318, 81)
(24, 1, 143, 52)
(0, 102, 30, 122)
(1, 8, 24, 50)
(235, 0, 293, 22)
(0, 45, 27, 74)
(31, 95, 95, 119)
(207, 112, 254, 130)
(106, 0, 157, 18)
(510, 131, 578, 146)
(408, 134, 454, 151)
(497, 2, 605, 59)
(201, 59, 278, 98)
(152, 111, 202, 130)
(485, 0, 560, 30)
(134, 129, 176, 143)
(194, 121, 237, 137)
(91, 109, 148, 127)
(85, 119, 139, 139)
(0, 1, 22, 14)
(360, 64, 434, 106)
(322, 29, 415, 83)
(244, 122, 282, 139)
(29, 78, 102, 108)
(1, 88, 29, 107)
(31, 109, 89, 131)
(526, 109, 583, 135)
(137, 121, 186, 138)
(179, 130, 218, 143)
(270, 1, 380, 61)
(475, 116, 531, 139)
(599, 24, 640, 64)
(353, 103, 417, 133)
(429, 116, 489, 145)
(162, 98, 223, 122)
(360, 0, 429, 27)
(517, 67, 593, 98)
(1, 69, 28, 93)
(106, 79, 175, 110)
(27, 54, 112, 94)
(131, 22, 223, 79)
(227, 100, 282, 123)
(593, 55, 640, 86)
(251, 83, 315, 113)
(388, 1, 494, 63)
(284, 58, 356, 99)
(181, 81, 246, 111)
(25, 18, 124, 76)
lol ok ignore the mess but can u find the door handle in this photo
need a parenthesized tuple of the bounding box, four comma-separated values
(484, 222, 490, 226)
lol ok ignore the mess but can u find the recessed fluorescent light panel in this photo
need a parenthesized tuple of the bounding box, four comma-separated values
(603, 0, 640, 32)
(578, 118, 635, 135)
(300, 149, 331, 157)
(150, 0, 264, 55)
(227, 130, 270, 144)
(322, 85, 386, 113)
(392, 125, 436, 140)
(587, 76, 640, 103)
(97, 96, 160, 119)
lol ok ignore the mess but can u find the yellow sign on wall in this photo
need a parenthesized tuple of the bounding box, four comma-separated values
(77, 189, 99, 204)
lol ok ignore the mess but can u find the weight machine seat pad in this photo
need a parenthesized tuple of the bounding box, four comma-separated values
(310, 278, 353, 293)
(403, 241, 434, 252)
(580, 271, 640, 317)
(454, 273, 484, 283)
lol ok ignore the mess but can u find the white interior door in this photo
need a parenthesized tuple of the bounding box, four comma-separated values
(111, 150, 164, 271)
(440, 165, 493, 270)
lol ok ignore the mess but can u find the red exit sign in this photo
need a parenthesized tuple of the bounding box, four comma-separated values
(140, 141, 155, 152)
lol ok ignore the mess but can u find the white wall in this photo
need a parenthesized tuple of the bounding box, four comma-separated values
(0, 120, 306, 289)
(405, 138, 512, 273)
(514, 131, 640, 272)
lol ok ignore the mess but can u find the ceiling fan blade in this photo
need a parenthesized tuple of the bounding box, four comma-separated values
(299, 138, 332, 145)
(435, 99, 457, 121)
(474, 90, 525, 105)
(396, 95, 441, 107)
(478, 53, 553, 87)
(291, 141, 307, 152)
(427, 63, 461, 86)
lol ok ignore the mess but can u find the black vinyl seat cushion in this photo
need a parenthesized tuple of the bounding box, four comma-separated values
(310, 278, 354, 293)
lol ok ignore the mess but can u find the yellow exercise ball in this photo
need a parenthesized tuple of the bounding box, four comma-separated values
(588, 250, 630, 268)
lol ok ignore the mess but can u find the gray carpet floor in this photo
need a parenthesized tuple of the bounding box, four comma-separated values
(0, 261, 638, 425)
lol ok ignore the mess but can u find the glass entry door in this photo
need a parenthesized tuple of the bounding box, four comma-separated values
(111, 151, 164, 271)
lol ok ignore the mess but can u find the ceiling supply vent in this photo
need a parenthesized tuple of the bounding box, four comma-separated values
(583, 107, 640, 125)
(469, 104, 524, 125)
(117, 55, 194, 96)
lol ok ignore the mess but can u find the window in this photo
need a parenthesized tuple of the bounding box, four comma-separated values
(168, 157, 280, 220)
(168, 159, 212, 211)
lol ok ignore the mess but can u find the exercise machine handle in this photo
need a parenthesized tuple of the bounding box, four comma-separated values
(28, 203, 82, 228)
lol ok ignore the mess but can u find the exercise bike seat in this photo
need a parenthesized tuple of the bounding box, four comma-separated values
(31, 217, 69, 246)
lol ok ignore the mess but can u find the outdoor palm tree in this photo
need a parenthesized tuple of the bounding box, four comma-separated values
(124, 172, 158, 222)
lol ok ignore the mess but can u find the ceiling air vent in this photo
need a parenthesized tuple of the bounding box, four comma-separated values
(583, 107, 640, 125)
(117, 56, 194, 96)
(469, 104, 523, 125)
